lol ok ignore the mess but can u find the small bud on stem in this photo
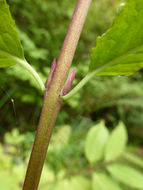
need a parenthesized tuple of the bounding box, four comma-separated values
(61, 68, 76, 96)
(45, 58, 57, 89)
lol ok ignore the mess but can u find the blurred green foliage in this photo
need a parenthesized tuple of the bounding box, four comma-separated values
(0, 0, 143, 189)
(0, 122, 143, 189)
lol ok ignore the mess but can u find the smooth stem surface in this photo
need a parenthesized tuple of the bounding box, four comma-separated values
(23, 0, 92, 189)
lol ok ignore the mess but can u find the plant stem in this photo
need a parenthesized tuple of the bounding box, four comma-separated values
(22, 0, 92, 189)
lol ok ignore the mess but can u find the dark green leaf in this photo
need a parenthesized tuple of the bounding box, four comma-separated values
(90, 0, 143, 76)
(0, 0, 24, 68)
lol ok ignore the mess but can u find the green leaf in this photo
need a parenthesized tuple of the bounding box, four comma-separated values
(70, 176, 91, 190)
(56, 176, 91, 190)
(123, 152, 143, 169)
(56, 179, 70, 190)
(39, 166, 55, 190)
(90, 0, 143, 76)
(0, 0, 24, 68)
(49, 125, 71, 151)
(39, 183, 57, 190)
(107, 163, 143, 189)
(0, 171, 19, 190)
(84, 121, 109, 163)
(104, 122, 128, 161)
(92, 172, 122, 190)
(0, 1, 45, 91)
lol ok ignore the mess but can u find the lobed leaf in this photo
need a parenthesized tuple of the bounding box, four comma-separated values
(0, 0, 24, 68)
(90, 0, 143, 76)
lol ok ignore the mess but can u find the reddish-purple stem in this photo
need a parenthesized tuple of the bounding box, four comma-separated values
(45, 58, 57, 89)
(61, 68, 76, 96)
(23, 1, 92, 189)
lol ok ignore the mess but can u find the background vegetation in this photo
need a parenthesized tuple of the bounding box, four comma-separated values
(0, 0, 143, 189)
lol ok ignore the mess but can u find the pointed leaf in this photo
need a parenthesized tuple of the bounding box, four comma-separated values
(85, 121, 109, 163)
(92, 172, 122, 190)
(90, 0, 143, 76)
(124, 152, 143, 169)
(70, 176, 91, 190)
(0, 0, 24, 68)
(107, 163, 143, 189)
(104, 122, 128, 161)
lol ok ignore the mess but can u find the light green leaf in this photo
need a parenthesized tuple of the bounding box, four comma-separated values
(90, 0, 143, 76)
(0, 0, 24, 68)
(56, 179, 70, 190)
(49, 125, 71, 151)
(39, 166, 55, 190)
(107, 163, 143, 189)
(70, 176, 91, 190)
(84, 121, 109, 163)
(123, 152, 143, 169)
(92, 172, 122, 190)
(39, 166, 55, 185)
(56, 176, 91, 190)
(13, 163, 26, 183)
(104, 122, 128, 161)
(0, 171, 19, 190)
(39, 183, 57, 190)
